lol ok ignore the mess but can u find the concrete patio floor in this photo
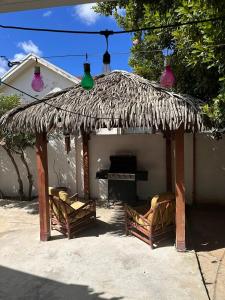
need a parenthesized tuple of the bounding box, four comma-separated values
(0, 199, 208, 300)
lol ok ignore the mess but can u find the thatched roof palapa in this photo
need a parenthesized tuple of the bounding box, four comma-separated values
(0, 71, 205, 133)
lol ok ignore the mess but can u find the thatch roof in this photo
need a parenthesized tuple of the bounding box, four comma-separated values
(0, 70, 205, 133)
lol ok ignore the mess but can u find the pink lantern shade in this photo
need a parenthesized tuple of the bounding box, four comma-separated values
(160, 65, 175, 88)
(133, 39, 139, 46)
(31, 66, 44, 92)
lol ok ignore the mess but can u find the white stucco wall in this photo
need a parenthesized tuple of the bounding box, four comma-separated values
(195, 134, 225, 204)
(89, 133, 167, 201)
(89, 132, 225, 204)
(0, 131, 225, 204)
(0, 64, 75, 103)
(0, 147, 37, 197)
(0, 137, 78, 198)
(184, 134, 194, 204)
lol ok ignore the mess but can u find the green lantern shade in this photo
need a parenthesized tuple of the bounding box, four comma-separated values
(81, 63, 94, 90)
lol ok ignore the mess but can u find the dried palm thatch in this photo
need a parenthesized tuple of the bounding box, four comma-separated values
(0, 71, 205, 133)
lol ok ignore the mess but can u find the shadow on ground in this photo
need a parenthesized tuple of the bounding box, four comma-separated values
(52, 205, 127, 240)
(187, 205, 225, 252)
(52, 205, 175, 249)
(187, 205, 225, 300)
(0, 199, 126, 237)
(0, 199, 175, 247)
(0, 199, 39, 215)
(0, 266, 123, 300)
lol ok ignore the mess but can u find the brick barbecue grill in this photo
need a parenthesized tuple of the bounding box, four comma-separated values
(96, 155, 148, 205)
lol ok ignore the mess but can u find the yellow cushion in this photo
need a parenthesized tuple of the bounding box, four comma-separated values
(126, 205, 150, 228)
(49, 187, 60, 197)
(150, 193, 175, 209)
(148, 193, 175, 227)
(50, 191, 94, 221)
(69, 209, 90, 221)
(70, 201, 85, 210)
(59, 191, 71, 205)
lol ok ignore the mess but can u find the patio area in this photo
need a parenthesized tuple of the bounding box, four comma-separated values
(189, 206, 225, 300)
(0, 198, 208, 300)
(1, 71, 206, 252)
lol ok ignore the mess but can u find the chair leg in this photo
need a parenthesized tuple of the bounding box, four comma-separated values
(66, 223, 71, 239)
(125, 210, 129, 236)
(149, 237, 154, 249)
(125, 225, 129, 236)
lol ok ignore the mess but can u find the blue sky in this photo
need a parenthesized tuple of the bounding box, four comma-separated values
(0, 4, 132, 77)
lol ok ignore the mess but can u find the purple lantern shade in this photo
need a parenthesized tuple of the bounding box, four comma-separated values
(160, 65, 175, 89)
(31, 66, 44, 92)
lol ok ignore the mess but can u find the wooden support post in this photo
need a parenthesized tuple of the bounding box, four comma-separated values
(82, 132, 90, 200)
(35, 132, 50, 241)
(74, 135, 79, 194)
(166, 133, 172, 192)
(175, 127, 186, 251)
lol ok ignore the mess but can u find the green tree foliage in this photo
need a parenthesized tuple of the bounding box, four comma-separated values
(0, 95, 35, 200)
(0, 95, 35, 149)
(95, 0, 225, 129)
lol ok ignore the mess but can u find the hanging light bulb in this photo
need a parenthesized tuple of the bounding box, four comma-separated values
(103, 51, 111, 74)
(160, 65, 175, 88)
(31, 65, 44, 92)
(102, 31, 111, 74)
(81, 54, 94, 90)
(160, 56, 175, 89)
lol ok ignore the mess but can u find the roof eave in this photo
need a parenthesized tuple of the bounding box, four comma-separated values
(0, 54, 80, 87)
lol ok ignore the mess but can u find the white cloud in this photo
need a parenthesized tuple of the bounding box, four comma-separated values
(13, 53, 27, 61)
(73, 3, 99, 25)
(117, 7, 126, 17)
(0, 57, 8, 77)
(17, 40, 42, 56)
(8, 41, 43, 67)
(43, 10, 52, 17)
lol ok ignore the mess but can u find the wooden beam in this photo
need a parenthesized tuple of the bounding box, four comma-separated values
(0, 0, 109, 13)
(166, 133, 172, 191)
(35, 132, 50, 241)
(175, 126, 186, 251)
(82, 132, 90, 200)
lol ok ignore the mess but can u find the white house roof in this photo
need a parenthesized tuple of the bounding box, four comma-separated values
(0, 53, 80, 87)
(0, 0, 109, 12)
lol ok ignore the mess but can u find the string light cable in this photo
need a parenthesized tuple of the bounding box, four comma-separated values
(0, 76, 200, 122)
(0, 15, 225, 35)
(0, 81, 121, 120)
(0, 16, 224, 114)
(1, 42, 225, 67)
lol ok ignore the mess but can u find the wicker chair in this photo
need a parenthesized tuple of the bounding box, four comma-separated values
(48, 187, 96, 239)
(125, 193, 175, 248)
